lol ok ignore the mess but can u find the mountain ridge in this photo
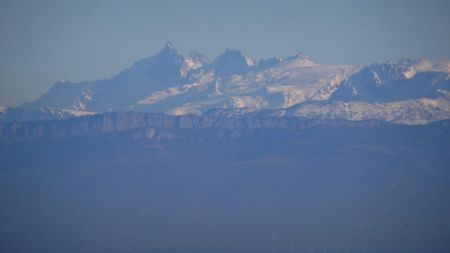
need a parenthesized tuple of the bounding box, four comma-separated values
(3, 43, 450, 124)
(0, 111, 395, 141)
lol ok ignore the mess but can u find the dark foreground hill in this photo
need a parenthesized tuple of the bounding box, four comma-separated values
(1, 113, 450, 253)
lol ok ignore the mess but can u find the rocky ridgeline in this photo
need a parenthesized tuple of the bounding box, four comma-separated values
(0, 111, 388, 141)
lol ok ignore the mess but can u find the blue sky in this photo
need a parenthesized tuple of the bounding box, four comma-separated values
(1, 0, 449, 106)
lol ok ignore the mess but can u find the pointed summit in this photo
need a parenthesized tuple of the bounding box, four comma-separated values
(158, 41, 179, 57)
(163, 41, 176, 52)
(165, 41, 175, 49)
(133, 41, 182, 69)
(129, 41, 185, 83)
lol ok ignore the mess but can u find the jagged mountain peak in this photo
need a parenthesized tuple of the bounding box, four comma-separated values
(154, 41, 183, 61)
(157, 41, 181, 58)
(163, 41, 176, 51)
(218, 48, 254, 65)
(207, 48, 255, 77)
(362, 61, 410, 82)
(366, 58, 448, 81)
(285, 52, 318, 67)
(132, 42, 184, 69)
(329, 58, 450, 103)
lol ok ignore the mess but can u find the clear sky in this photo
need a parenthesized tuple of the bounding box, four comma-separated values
(1, 0, 449, 106)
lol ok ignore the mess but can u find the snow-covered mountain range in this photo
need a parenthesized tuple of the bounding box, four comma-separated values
(2, 42, 450, 124)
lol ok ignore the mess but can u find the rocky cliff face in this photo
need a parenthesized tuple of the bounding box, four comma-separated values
(0, 111, 389, 141)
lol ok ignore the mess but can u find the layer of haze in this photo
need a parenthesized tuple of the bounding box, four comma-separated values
(0, 0, 449, 106)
